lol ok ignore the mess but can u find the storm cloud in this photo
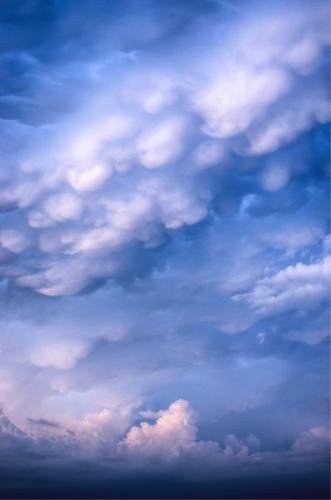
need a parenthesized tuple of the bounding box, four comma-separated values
(0, 0, 329, 498)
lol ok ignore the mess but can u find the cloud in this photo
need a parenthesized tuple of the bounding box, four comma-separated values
(68, 163, 113, 193)
(0, 397, 328, 496)
(28, 338, 90, 370)
(247, 91, 330, 155)
(41, 192, 83, 223)
(0, 1, 329, 496)
(136, 115, 188, 169)
(293, 427, 330, 455)
(259, 163, 290, 192)
(0, 228, 31, 253)
(27, 417, 61, 429)
(0, 0, 328, 298)
(196, 66, 292, 138)
(234, 255, 330, 315)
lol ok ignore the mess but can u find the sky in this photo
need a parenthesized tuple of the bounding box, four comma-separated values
(0, 0, 330, 498)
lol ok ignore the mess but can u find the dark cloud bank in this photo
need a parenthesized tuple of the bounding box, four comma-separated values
(0, 0, 330, 498)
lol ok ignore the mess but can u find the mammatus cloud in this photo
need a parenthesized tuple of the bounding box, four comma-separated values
(0, 0, 329, 297)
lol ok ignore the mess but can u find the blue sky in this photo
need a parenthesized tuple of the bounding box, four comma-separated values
(0, 0, 330, 498)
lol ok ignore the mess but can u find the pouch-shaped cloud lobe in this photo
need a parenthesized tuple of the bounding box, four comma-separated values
(0, 0, 330, 498)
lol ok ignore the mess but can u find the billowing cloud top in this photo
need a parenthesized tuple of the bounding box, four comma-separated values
(0, 0, 330, 498)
